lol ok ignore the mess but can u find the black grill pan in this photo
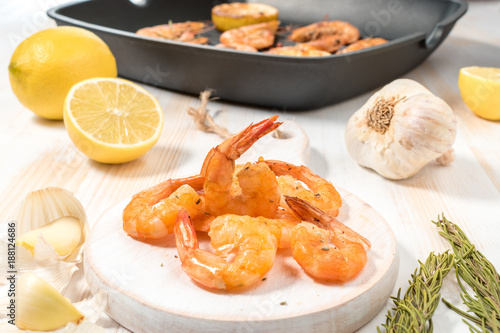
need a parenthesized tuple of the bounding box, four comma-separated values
(47, 0, 467, 110)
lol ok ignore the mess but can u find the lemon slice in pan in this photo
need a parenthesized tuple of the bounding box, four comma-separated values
(212, 2, 279, 31)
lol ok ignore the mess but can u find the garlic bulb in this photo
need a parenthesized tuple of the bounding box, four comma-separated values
(16, 272, 84, 331)
(345, 79, 457, 180)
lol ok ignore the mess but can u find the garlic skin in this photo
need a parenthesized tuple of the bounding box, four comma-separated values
(16, 272, 84, 331)
(345, 79, 457, 180)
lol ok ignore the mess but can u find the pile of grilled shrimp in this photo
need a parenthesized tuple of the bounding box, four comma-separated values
(123, 116, 371, 290)
(136, 20, 388, 56)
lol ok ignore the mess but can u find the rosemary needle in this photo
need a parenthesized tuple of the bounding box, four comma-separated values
(433, 215, 500, 332)
(378, 251, 454, 332)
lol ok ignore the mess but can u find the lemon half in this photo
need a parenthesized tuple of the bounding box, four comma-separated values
(63, 78, 163, 164)
(9, 26, 117, 120)
(212, 2, 279, 31)
(458, 66, 500, 120)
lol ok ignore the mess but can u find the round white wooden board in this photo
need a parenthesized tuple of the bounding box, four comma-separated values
(84, 187, 398, 333)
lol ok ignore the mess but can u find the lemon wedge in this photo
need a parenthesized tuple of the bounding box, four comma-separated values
(63, 78, 163, 164)
(212, 2, 279, 31)
(458, 66, 500, 120)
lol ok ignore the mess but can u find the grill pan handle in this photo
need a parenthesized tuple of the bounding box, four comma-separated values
(425, 0, 468, 48)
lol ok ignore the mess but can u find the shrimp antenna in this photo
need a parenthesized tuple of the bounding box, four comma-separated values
(284, 195, 330, 229)
(284, 195, 371, 251)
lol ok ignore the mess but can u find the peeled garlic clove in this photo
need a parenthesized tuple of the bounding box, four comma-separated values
(16, 187, 88, 262)
(16, 272, 84, 331)
(345, 79, 457, 180)
(17, 216, 82, 257)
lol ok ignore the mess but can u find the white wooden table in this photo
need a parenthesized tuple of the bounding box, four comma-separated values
(1, 1, 500, 332)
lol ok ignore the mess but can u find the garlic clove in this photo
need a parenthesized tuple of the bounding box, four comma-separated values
(17, 216, 82, 257)
(0, 187, 88, 316)
(16, 272, 84, 331)
(16, 187, 89, 262)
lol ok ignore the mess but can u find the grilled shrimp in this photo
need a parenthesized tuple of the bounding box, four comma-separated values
(219, 20, 280, 51)
(264, 160, 342, 217)
(299, 34, 348, 53)
(266, 45, 330, 57)
(285, 196, 370, 282)
(289, 20, 360, 44)
(122, 175, 207, 239)
(175, 210, 281, 290)
(215, 43, 260, 52)
(336, 37, 388, 54)
(136, 21, 209, 44)
(201, 116, 282, 218)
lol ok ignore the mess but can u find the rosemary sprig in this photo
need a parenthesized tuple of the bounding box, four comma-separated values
(433, 215, 500, 332)
(378, 251, 455, 332)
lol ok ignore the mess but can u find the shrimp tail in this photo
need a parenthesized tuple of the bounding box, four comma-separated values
(201, 115, 282, 173)
(174, 209, 227, 289)
(131, 174, 204, 206)
(284, 196, 371, 251)
(228, 115, 282, 159)
(284, 195, 329, 228)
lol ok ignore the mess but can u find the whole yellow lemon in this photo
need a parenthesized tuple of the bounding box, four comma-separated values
(8, 26, 117, 120)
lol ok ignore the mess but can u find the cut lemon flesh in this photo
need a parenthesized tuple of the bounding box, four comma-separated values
(458, 66, 500, 120)
(212, 2, 279, 31)
(64, 78, 163, 164)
